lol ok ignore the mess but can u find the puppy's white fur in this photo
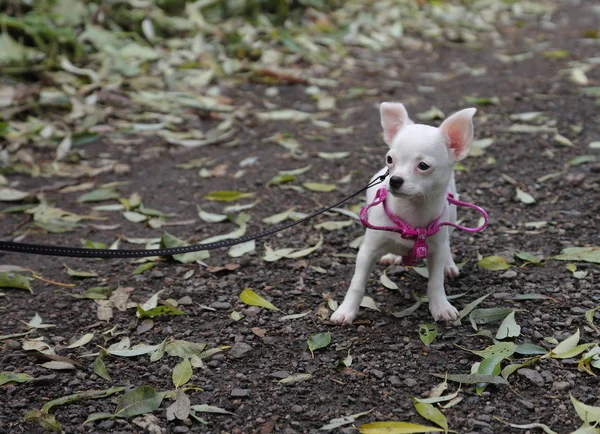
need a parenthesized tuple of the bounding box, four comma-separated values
(331, 103, 476, 324)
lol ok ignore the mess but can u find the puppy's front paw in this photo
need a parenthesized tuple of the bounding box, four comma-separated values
(444, 264, 460, 279)
(430, 300, 459, 322)
(380, 253, 402, 266)
(330, 304, 358, 324)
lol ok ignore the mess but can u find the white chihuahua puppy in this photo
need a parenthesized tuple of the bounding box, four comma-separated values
(331, 102, 476, 324)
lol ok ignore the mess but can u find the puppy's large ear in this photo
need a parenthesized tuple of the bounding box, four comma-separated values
(380, 102, 412, 146)
(439, 108, 477, 161)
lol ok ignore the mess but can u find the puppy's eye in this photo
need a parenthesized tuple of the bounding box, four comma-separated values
(418, 162, 431, 171)
(386, 156, 393, 165)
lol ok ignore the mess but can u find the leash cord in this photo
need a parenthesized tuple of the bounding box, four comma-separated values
(0, 171, 389, 258)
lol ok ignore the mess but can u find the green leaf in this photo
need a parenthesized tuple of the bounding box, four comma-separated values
(77, 188, 120, 203)
(568, 155, 597, 166)
(189, 404, 234, 415)
(84, 412, 114, 425)
(136, 305, 184, 318)
(515, 343, 548, 355)
(470, 308, 514, 327)
(267, 174, 296, 186)
(570, 394, 600, 424)
(65, 265, 98, 278)
(419, 324, 438, 346)
(93, 356, 111, 381)
(585, 306, 600, 331)
(123, 211, 148, 223)
(551, 328, 580, 355)
(23, 409, 62, 433)
(554, 247, 600, 264)
(132, 262, 155, 275)
(66, 333, 94, 349)
(307, 332, 331, 358)
(41, 386, 124, 413)
(262, 208, 295, 224)
(239, 288, 280, 311)
(302, 182, 336, 193)
(430, 373, 508, 385)
(24, 313, 55, 329)
(284, 234, 324, 259)
(464, 95, 500, 105)
(197, 207, 228, 223)
(392, 300, 422, 318)
(160, 231, 209, 264)
(0, 187, 30, 202)
(551, 343, 595, 359)
(172, 358, 193, 388)
(278, 311, 311, 321)
(204, 191, 255, 202)
(82, 240, 107, 249)
(495, 311, 521, 339)
(228, 240, 255, 258)
(278, 373, 314, 384)
(380, 272, 399, 290)
(514, 251, 544, 265)
(0, 272, 32, 292)
(515, 187, 536, 204)
(165, 340, 206, 359)
(40, 361, 76, 370)
(414, 402, 448, 432)
(0, 371, 33, 386)
(318, 152, 350, 160)
(114, 385, 165, 419)
(477, 256, 512, 271)
(358, 421, 445, 433)
(106, 343, 160, 358)
(319, 409, 374, 431)
(77, 287, 113, 300)
(314, 220, 353, 231)
(458, 293, 492, 320)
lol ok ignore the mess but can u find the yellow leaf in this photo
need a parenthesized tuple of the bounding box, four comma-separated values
(239, 288, 280, 311)
(358, 421, 445, 433)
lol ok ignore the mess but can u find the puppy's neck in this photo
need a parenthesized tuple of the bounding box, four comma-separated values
(386, 189, 448, 228)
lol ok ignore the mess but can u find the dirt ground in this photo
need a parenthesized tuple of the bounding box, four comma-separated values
(1, 1, 600, 433)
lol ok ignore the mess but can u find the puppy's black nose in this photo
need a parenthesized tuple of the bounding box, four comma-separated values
(389, 176, 404, 189)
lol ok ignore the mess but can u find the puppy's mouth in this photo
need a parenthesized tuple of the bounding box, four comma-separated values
(388, 188, 420, 199)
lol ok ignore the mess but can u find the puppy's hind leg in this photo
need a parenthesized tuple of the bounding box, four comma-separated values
(331, 237, 385, 324)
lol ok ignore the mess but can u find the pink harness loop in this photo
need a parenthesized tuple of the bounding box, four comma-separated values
(359, 188, 488, 266)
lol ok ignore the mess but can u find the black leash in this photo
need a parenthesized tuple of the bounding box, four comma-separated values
(0, 171, 389, 259)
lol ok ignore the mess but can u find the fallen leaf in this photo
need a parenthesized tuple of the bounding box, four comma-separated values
(358, 421, 445, 433)
(66, 333, 94, 349)
(204, 191, 255, 202)
(515, 188, 536, 204)
(495, 311, 521, 339)
(414, 401, 448, 432)
(419, 323, 438, 346)
(114, 385, 165, 419)
(172, 358, 193, 389)
(239, 288, 280, 311)
(302, 182, 336, 193)
(477, 256, 512, 271)
(307, 332, 331, 358)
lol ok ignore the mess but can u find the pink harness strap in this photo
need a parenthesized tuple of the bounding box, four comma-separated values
(359, 188, 488, 266)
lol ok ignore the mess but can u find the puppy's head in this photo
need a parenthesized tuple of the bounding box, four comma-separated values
(379, 102, 476, 199)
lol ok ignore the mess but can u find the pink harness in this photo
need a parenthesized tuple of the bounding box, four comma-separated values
(360, 188, 488, 266)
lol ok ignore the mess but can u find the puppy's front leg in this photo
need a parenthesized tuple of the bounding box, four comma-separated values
(331, 237, 384, 324)
(427, 239, 459, 321)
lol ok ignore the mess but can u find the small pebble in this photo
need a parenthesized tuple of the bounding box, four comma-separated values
(231, 388, 250, 398)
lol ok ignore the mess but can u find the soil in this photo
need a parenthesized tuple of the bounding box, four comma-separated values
(1, 1, 600, 433)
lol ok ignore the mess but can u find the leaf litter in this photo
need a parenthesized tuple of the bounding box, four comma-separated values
(1, 0, 597, 432)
